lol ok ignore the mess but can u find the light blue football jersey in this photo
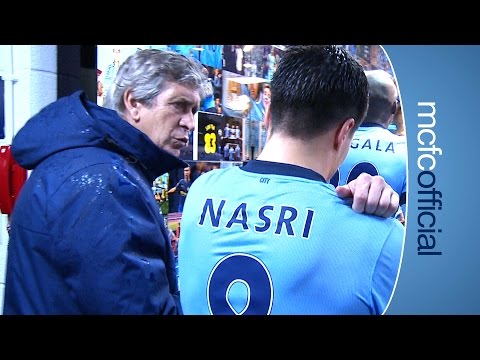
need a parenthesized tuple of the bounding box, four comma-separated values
(178, 160, 404, 315)
(333, 123, 407, 217)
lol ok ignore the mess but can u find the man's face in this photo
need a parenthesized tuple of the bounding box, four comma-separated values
(134, 82, 201, 157)
(263, 86, 271, 107)
(248, 83, 260, 100)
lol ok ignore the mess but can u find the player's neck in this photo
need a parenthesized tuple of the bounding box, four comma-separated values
(257, 134, 337, 180)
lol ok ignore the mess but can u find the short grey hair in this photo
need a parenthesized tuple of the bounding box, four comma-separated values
(103, 49, 207, 113)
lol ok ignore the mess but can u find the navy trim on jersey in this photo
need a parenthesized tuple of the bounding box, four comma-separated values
(399, 192, 407, 206)
(360, 122, 387, 129)
(241, 160, 327, 183)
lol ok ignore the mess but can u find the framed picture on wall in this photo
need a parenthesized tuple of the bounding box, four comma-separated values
(195, 111, 225, 161)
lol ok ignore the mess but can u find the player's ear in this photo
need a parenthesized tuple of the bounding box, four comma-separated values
(334, 117, 355, 151)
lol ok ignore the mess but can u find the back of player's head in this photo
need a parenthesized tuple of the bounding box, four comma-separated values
(364, 69, 398, 126)
(269, 45, 369, 140)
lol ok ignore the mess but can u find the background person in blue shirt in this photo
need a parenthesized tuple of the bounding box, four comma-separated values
(335, 69, 407, 224)
(168, 165, 192, 213)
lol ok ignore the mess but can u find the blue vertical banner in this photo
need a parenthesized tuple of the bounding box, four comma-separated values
(0, 78, 4, 139)
(384, 45, 480, 314)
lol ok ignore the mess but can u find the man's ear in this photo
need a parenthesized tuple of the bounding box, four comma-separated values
(123, 88, 140, 122)
(334, 118, 355, 151)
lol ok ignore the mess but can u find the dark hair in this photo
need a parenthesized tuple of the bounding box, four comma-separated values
(269, 45, 369, 139)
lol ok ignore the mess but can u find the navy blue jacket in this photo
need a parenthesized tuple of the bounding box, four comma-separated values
(4, 91, 186, 314)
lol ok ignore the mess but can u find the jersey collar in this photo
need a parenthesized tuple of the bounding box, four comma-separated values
(241, 160, 327, 183)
